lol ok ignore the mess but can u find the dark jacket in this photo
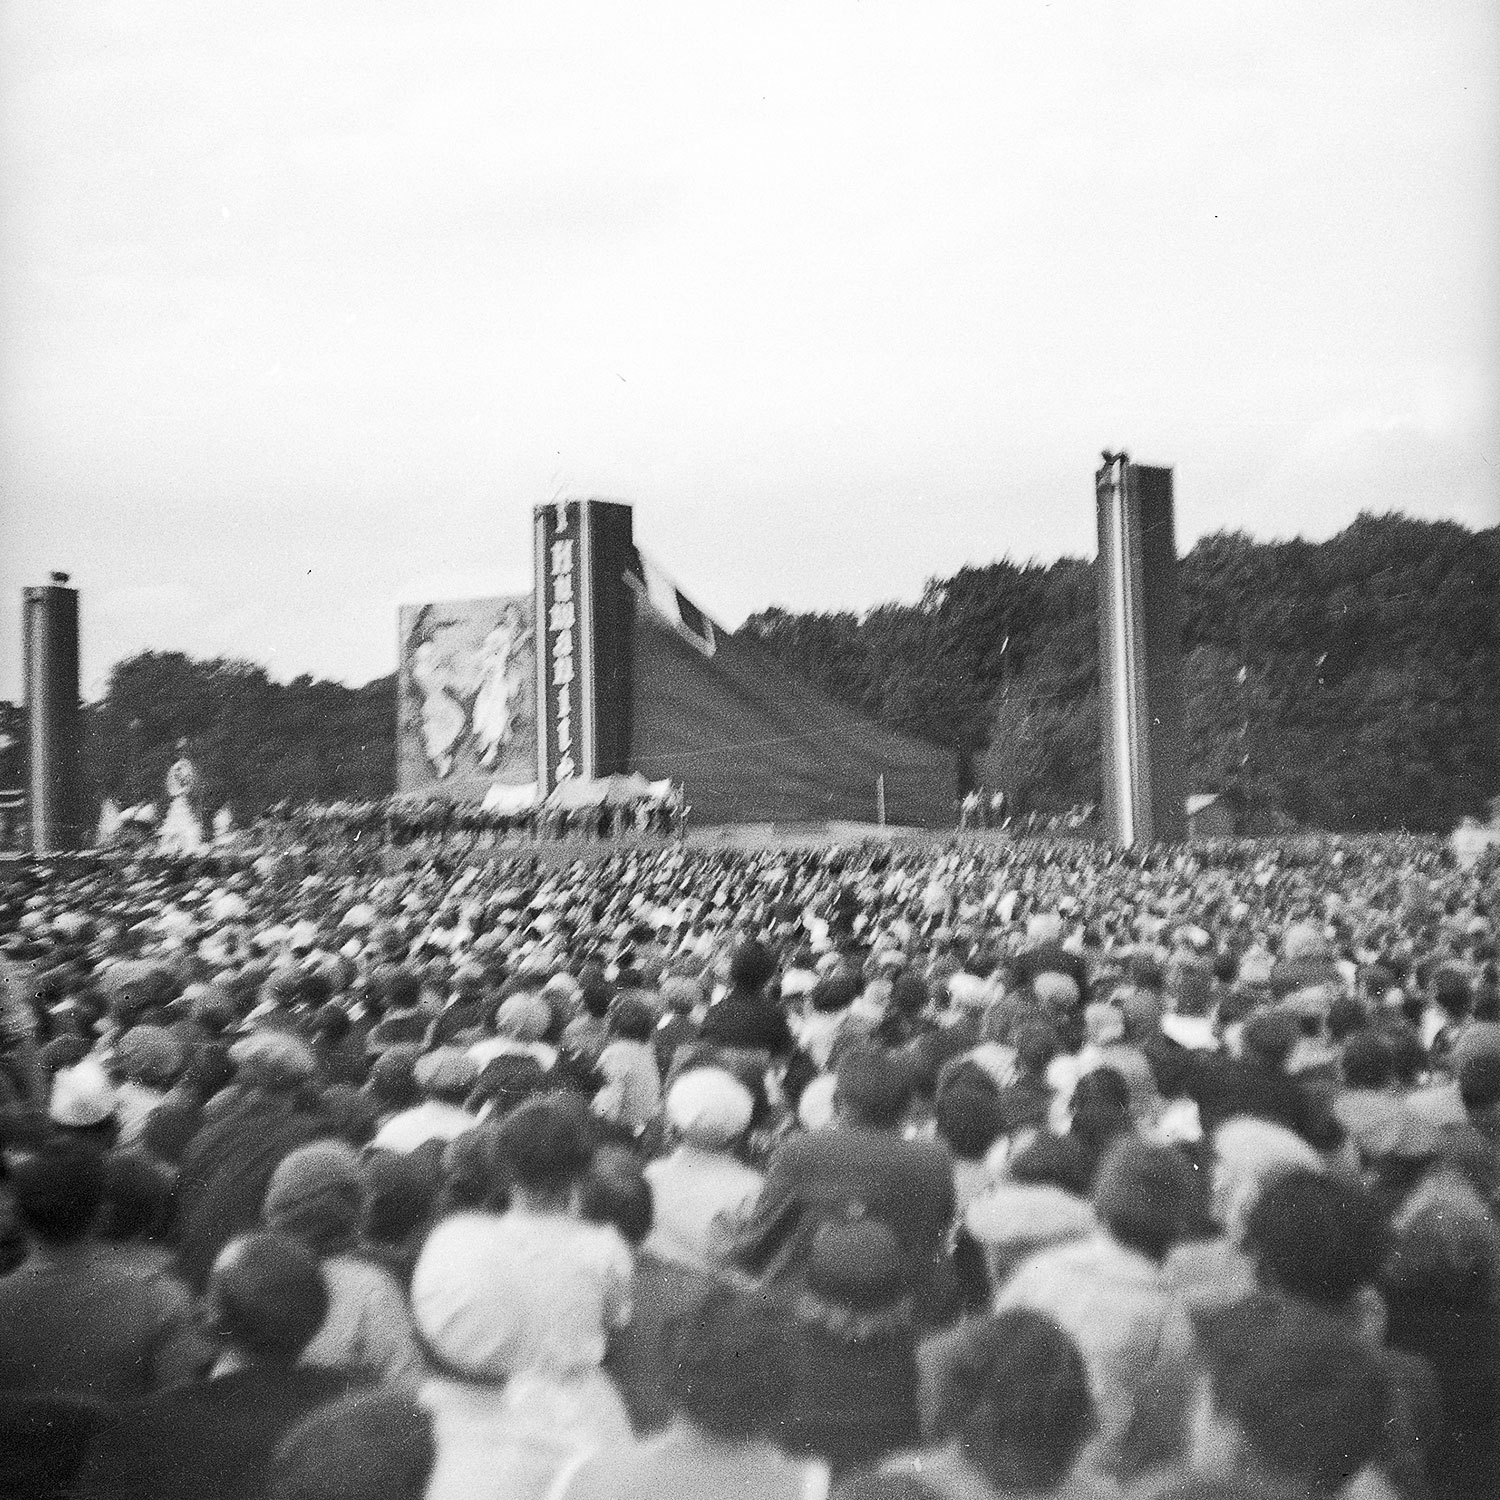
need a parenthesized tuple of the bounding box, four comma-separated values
(721, 1124, 956, 1301)
(0, 1244, 210, 1404)
(780, 1299, 920, 1476)
(700, 988, 794, 1057)
(1180, 1054, 1319, 1139)
(69, 1366, 356, 1500)
(993, 1074, 1053, 1136)
(173, 1089, 328, 1291)
(1385, 1285, 1500, 1500)
(605, 1248, 721, 1435)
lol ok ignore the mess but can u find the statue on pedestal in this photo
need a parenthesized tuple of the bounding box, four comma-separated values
(158, 740, 207, 855)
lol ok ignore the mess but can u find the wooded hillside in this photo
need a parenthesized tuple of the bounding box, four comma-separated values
(741, 513, 1499, 832)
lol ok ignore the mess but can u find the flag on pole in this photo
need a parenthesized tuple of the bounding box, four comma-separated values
(624, 546, 718, 657)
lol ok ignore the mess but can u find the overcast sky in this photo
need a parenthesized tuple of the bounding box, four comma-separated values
(1, 1, 1496, 701)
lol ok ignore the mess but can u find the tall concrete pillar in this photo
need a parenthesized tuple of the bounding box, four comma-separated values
(23, 573, 86, 852)
(1096, 456, 1187, 846)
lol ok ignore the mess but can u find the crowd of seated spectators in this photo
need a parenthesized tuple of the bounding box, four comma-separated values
(0, 826, 1496, 1499)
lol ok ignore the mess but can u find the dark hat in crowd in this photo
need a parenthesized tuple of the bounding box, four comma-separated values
(366, 1009, 429, 1055)
(1168, 956, 1214, 1015)
(1241, 1006, 1301, 1065)
(367, 1046, 422, 1107)
(376, 965, 423, 1012)
(190, 987, 239, 1034)
(729, 940, 777, 992)
(99, 960, 175, 1019)
(810, 972, 859, 1014)
(210, 1232, 329, 1369)
(835, 1046, 913, 1128)
(934, 1081, 1003, 1165)
(1092, 1138, 1195, 1262)
(1458, 1049, 1500, 1112)
(115, 1024, 186, 1088)
(1452, 1021, 1500, 1072)
(474, 1052, 548, 1117)
(39, 1034, 91, 1073)
(578, 969, 615, 1019)
(361, 1151, 437, 1245)
(889, 972, 930, 1015)
(102, 1148, 176, 1241)
(268, 1390, 436, 1500)
(141, 1092, 203, 1164)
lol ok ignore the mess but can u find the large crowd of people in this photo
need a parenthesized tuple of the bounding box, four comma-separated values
(246, 791, 687, 853)
(252, 792, 690, 848)
(0, 824, 1497, 1500)
(90, 788, 693, 866)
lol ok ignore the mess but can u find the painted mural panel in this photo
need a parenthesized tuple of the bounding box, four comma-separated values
(396, 595, 537, 799)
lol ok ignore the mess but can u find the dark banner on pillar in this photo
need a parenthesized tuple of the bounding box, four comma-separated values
(1133, 464, 1187, 843)
(533, 500, 635, 794)
(586, 502, 635, 778)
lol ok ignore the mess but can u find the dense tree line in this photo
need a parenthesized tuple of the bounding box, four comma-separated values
(740, 513, 1500, 833)
(78, 513, 1496, 834)
(86, 655, 395, 821)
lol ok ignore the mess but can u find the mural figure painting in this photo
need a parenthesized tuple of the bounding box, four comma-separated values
(397, 596, 537, 800)
(472, 609, 527, 769)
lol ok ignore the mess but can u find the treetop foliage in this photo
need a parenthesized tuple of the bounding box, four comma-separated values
(87, 653, 394, 820)
(740, 512, 1499, 833)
